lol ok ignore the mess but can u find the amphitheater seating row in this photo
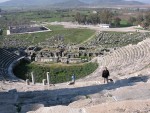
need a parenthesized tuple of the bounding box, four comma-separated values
(0, 48, 19, 80)
(98, 38, 150, 76)
(86, 32, 150, 47)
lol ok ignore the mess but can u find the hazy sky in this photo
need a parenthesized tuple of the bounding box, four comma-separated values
(126, 0, 150, 3)
(0, 0, 149, 3)
(0, 0, 10, 3)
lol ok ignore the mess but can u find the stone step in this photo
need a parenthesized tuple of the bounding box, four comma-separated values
(0, 90, 18, 104)
(27, 105, 86, 113)
(0, 105, 16, 113)
(21, 104, 44, 113)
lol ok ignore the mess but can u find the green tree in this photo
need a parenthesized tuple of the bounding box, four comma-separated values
(0, 29, 3, 35)
(99, 9, 113, 24)
(75, 12, 81, 24)
(89, 13, 99, 25)
(144, 12, 150, 24)
(80, 15, 87, 24)
(136, 14, 144, 24)
(128, 17, 136, 25)
(113, 17, 121, 27)
(75, 12, 87, 24)
(141, 21, 149, 29)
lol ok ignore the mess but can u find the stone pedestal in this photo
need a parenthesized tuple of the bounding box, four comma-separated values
(47, 72, 50, 85)
(43, 79, 46, 85)
(26, 79, 30, 85)
(31, 72, 35, 84)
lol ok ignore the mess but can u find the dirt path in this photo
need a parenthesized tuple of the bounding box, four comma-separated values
(78, 32, 97, 45)
(49, 22, 150, 33)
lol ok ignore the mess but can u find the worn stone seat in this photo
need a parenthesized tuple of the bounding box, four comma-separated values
(97, 38, 150, 77)
(0, 105, 17, 113)
(21, 104, 44, 113)
(0, 91, 18, 104)
(0, 48, 19, 80)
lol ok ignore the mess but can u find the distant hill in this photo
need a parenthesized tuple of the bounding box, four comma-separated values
(91, 0, 144, 5)
(0, 0, 145, 8)
(0, 0, 70, 6)
(52, 0, 87, 8)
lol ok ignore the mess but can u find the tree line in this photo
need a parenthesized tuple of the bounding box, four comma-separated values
(75, 9, 150, 29)
(74, 9, 122, 27)
(128, 12, 150, 29)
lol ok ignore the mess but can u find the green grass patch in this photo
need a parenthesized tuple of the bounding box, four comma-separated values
(111, 20, 132, 28)
(13, 60, 98, 84)
(4, 25, 95, 45)
(120, 20, 132, 27)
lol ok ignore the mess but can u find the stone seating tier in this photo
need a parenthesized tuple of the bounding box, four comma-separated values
(97, 38, 150, 77)
(0, 48, 19, 80)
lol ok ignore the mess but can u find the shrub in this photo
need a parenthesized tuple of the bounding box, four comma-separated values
(13, 60, 98, 84)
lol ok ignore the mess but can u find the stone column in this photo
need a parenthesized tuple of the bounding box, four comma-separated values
(42, 79, 46, 86)
(62, 52, 64, 57)
(54, 53, 57, 58)
(47, 72, 50, 85)
(31, 72, 35, 84)
(87, 53, 90, 57)
(26, 79, 30, 85)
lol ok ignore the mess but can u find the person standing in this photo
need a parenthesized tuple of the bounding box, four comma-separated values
(102, 67, 110, 83)
(68, 74, 76, 85)
(71, 74, 75, 83)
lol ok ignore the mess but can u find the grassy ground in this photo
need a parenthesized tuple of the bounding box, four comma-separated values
(120, 20, 132, 27)
(13, 60, 98, 83)
(4, 25, 95, 46)
(111, 20, 132, 28)
(50, 25, 95, 44)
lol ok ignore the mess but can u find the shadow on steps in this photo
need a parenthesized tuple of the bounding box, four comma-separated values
(0, 75, 149, 113)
